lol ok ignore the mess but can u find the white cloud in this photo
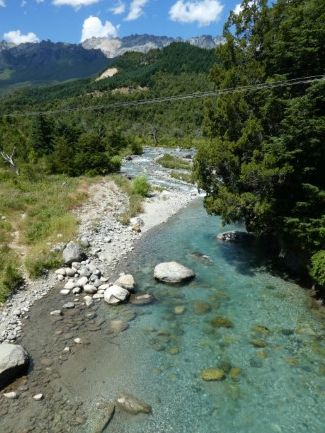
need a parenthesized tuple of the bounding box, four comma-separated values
(125, 0, 149, 21)
(169, 0, 223, 27)
(52, 0, 100, 8)
(0, 0, 6, 7)
(81, 15, 118, 41)
(233, 3, 242, 15)
(3, 30, 40, 44)
(111, 1, 125, 15)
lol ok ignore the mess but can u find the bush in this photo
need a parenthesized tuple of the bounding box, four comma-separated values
(132, 176, 150, 197)
(157, 154, 191, 170)
(310, 251, 325, 286)
(0, 264, 24, 303)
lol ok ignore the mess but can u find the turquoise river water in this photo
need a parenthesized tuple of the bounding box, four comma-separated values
(1, 198, 324, 433)
(86, 199, 325, 433)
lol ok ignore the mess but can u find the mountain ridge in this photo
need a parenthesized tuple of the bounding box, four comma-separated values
(82, 34, 224, 58)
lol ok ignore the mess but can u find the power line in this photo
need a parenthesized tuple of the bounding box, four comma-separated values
(1, 75, 324, 119)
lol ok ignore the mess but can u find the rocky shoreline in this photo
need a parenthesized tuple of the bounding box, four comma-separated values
(0, 179, 197, 345)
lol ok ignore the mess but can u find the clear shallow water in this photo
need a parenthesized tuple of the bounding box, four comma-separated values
(83, 199, 325, 433)
(2, 193, 324, 433)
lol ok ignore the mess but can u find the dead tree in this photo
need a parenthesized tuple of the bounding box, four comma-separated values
(0, 147, 20, 176)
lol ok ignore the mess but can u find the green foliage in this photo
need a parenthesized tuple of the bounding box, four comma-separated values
(310, 251, 325, 286)
(194, 0, 325, 285)
(157, 154, 191, 170)
(0, 254, 24, 303)
(132, 176, 150, 197)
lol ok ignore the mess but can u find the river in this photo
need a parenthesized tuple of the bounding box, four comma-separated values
(0, 148, 324, 433)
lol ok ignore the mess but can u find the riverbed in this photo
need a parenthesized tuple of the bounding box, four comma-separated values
(0, 149, 324, 433)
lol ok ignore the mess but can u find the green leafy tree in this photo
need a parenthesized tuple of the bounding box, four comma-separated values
(194, 0, 325, 288)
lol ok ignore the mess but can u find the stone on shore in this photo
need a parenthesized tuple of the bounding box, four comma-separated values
(115, 274, 135, 291)
(116, 393, 152, 415)
(104, 285, 129, 305)
(154, 261, 195, 284)
(3, 391, 18, 399)
(0, 343, 29, 389)
(63, 241, 84, 265)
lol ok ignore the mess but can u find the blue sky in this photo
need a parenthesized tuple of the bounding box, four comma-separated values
(0, 1, 242, 44)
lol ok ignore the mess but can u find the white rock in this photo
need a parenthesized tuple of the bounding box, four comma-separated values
(55, 268, 66, 276)
(84, 296, 93, 307)
(63, 347, 70, 353)
(65, 268, 76, 277)
(76, 277, 88, 287)
(93, 293, 104, 300)
(50, 310, 62, 316)
(57, 275, 64, 282)
(72, 262, 81, 270)
(72, 287, 82, 295)
(84, 285, 97, 295)
(115, 274, 135, 291)
(74, 338, 82, 344)
(154, 262, 195, 284)
(64, 281, 76, 290)
(60, 289, 70, 296)
(104, 285, 129, 305)
(0, 344, 29, 388)
(99, 284, 111, 291)
(33, 393, 44, 401)
(3, 391, 18, 399)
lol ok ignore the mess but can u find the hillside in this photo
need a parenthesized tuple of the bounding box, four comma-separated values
(0, 41, 109, 91)
(0, 42, 217, 146)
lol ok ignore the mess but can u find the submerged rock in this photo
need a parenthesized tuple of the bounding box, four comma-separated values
(90, 403, 115, 433)
(63, 241, 84, 265)
(210, 316, 234, 328)
(0, 344, 29, 390)
(116, 393, 152, 415)
(174, 306, 186, 315)
(229, 368, 241, 380)
(192, 301, 211, 315)
(130, 293, 155, 305)
(154, 262, 195, 284)
(107, 320, 129, 335)
(200, 368, 226, 381)
(104, 285, 129, 305)
(250, 339, 267, 348)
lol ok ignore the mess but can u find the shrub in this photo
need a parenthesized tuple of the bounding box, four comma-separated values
(132, 176, 150, 197)
(310, 251, 325, 286)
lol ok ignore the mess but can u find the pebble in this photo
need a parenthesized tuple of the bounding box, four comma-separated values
(60, 289, 70, 296)
(74, 338, 82, 344)
(3, 392, 18, 399)
(63, 302, 75, 309)
(33, 394, 44, 401)
(50, 310, 62, 316)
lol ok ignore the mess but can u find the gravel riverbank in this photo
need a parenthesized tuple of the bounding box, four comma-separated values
(0, 178, 198, 344)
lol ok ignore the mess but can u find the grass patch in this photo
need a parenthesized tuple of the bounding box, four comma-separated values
(157, 154, 191, 170)
(0, 168, 90, 300)
(170, 170, 194, 184)
(112, 174, 146, 225)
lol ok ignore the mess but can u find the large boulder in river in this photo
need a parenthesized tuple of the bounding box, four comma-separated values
(0, 343, 29, 389)
(63, 241, 84, 265)
(154, 262, 195, 284)
(104, 285, 130, 305)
